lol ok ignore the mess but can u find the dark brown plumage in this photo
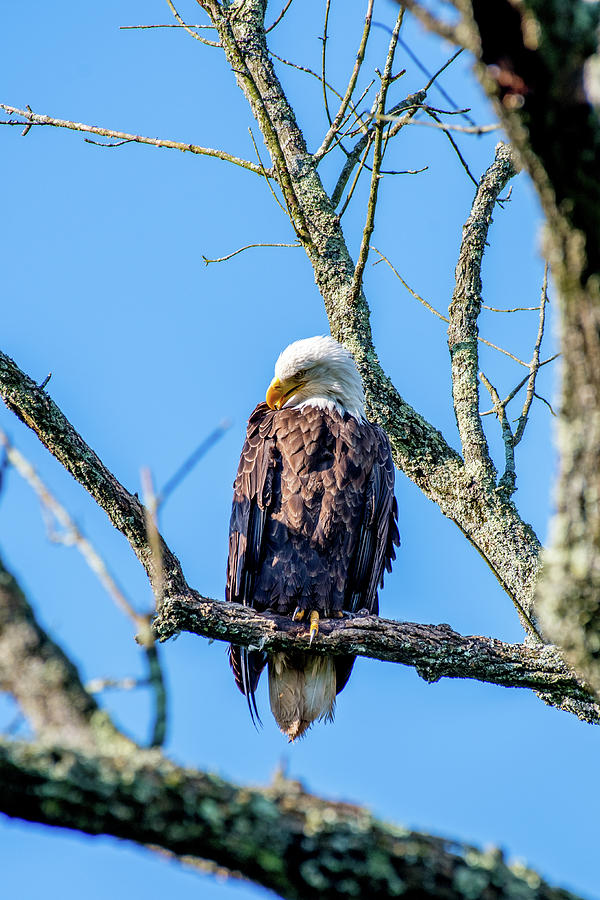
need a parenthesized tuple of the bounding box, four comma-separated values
(226, 400, 399, 739)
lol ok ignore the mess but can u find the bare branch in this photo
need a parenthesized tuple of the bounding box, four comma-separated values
(0, 349, 188, 605)
(265, 0, 294, 34)
(372, 246, 533, 367)
(153, 595, 598, 723)
(479, 371, 517, 497)
(0, 429, 145, 630)
(157, 420, 232, 507)
(448, 142, 517, 486)
(0, 429, 170, 749)
(425, 107, 479, 186)
(165, 0, 221, 46)
(405, 117, 499, 135)
(202, 242, 300, 265)
(349, 9, 404, 307)
(513, 263, 549, 446)
(0, 104, 264, 175)
(331, 91, 426, 207)
(320, 0, 333, 125)
(313, 0, 375, 162)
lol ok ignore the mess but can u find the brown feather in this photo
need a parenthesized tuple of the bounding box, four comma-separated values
(226, 402, 399, 736)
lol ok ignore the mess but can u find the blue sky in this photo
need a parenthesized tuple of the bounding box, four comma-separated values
(1, 2, 597, 899)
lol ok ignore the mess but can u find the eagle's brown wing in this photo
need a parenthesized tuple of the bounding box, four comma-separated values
(334, 419, 399, 693)
(226, 403, 275, 724)
(345, 422, 399, 615)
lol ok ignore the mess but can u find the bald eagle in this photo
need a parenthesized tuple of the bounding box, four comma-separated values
(226, 336, 399, 739)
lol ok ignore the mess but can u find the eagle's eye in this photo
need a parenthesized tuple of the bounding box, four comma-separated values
(295, 369, 307, 380)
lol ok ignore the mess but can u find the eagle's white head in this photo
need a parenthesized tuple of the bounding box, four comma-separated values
(266, 335, 366, 421)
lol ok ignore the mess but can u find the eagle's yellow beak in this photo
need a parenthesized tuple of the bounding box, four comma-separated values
(266, 377, 303, 410)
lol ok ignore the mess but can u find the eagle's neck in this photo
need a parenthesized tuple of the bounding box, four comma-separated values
(294, 396, 366, 422)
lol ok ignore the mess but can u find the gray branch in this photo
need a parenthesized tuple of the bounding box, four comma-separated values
(448, 142, 517, 487)
(153, 595, 599, 724)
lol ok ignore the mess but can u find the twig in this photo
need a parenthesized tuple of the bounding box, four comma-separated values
(139, 468, 169, 747)
(480, 359, 559, 416)
(164, 0, 221, 46)
(371, 246, 533, 367)
(247, 127, 287, 216)
(265, 0, 294, 33)
(0, 429, 145, 630)
(144, 641, 168, 747)
(483, 304, 541, 312)
(425, 108, 479, 186)
(405, 118, 500, 135)
(397, 38, 474, 125)
(202, 242, 300, 265)
(0, 104, 265, 175)
(120, 23, 216, 30)
(86, 677, 144, 692)
(84, 138, 133, 148)
(479, 372, 517, 496)
(349, 9, 403, 305)
(513, 263, 549, 446)
(336, 134, 374, 218)
(157, 420, 232, 507)
(320, 0, 333, 126)
(141, 468, 165, 607)
(314, 0, 375, 161)
(268, 52, 372, 144)
(534, 393, 556, 416)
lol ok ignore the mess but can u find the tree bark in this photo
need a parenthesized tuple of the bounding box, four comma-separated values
(0, 739, 583, 900)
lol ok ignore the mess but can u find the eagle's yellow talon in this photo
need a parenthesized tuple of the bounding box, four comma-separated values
(292, 606, 305, 622)
(309, 610, 320, 646)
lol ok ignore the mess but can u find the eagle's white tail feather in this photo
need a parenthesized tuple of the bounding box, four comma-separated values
(268, 653, 336, 741)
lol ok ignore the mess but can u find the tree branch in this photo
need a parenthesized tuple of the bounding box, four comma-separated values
(448, 142, 518, 487)
(0, 104, 265, 175)
(0, 347, 592, 721)
(153, 595, 599, 724)
(0, 553, 127, 750)
(0, 349, 188, 606)
(0, 738, 589, 900)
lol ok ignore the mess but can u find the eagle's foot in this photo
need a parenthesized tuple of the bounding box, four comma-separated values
(292, 606, 306, 622)
(309, 610, 320, 646)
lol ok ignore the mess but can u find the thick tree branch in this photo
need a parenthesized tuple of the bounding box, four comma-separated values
(0, 739, 586, 900)
(153, 595, 599, 724)
(0, 350, 188, 607)
(448, 142, 517, 487)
